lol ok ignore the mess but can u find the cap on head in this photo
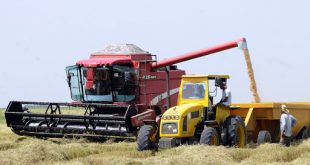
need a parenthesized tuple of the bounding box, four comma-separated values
(281, 104, 289, 113)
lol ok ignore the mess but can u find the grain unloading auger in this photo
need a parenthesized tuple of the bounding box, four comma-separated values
(5, 38, 256, 138)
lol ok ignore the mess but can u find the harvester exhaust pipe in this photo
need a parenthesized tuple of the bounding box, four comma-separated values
(152, 38, 261, 103)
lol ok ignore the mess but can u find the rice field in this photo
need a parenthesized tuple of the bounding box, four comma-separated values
(0, 109, 309, 165)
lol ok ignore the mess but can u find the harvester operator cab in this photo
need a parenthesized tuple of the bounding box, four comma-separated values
(85, 68, 111, 95)
(66, 64, 136, 103)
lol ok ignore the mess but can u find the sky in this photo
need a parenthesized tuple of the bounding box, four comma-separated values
(0, 1, 309, 108)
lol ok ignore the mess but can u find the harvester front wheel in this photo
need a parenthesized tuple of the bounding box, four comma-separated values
(137, 125, 158, 151)
(200, 127, 219, 145)
(223, 116, 247, 148)
(257, 130, 271, 144)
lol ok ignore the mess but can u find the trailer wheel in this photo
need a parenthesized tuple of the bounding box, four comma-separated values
(223, 116, 247, 148)
(257, 130, 271, 144)
(137, 125, 158, 151)
(200, 127, 219, 145)
(297, 129, 308, 140)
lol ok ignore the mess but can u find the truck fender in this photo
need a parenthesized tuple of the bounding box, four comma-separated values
(130, 109, 156, 127)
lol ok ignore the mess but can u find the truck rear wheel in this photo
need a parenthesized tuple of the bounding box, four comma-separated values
(257, 130, 271, 144)
(223, 116, 247, 148)
(137, 125, 158, 151)
(200, 127, 219, 145)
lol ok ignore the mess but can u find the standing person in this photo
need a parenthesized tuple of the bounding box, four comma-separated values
(280, 104, 297, 147)
(219, 81, 232, 107)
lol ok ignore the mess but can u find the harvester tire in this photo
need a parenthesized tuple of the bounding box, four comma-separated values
(223, 116, 247, 148)
(257, 130, 271, 144)
(200, 127, 219, 145)
(137, 125, 158, 151)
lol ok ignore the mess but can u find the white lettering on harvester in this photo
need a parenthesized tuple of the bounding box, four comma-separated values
(140, 75, 157, 80)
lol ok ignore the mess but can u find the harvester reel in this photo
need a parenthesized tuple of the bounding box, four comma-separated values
(44, 104, 61, 127)
(84, 105, 98, 129)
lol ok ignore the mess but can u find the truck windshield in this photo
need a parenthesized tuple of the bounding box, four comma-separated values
(182, 82, 206, 99)
(66, 65, 136, 102)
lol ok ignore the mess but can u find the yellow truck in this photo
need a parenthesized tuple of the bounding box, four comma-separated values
(136, 75, 310, 150)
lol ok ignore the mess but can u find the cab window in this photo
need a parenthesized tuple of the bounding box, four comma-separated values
(182, 82, 206, 99)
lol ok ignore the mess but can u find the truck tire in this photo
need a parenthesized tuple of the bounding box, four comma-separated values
(200, 127, 219, 145)
(257, 130, 271, 144)
(223, 116, 247, 148)
(137, 125, 158, 151)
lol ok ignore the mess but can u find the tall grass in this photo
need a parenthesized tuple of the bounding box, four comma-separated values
(0, 112, 309, 165)
(0, 108, 5, 124)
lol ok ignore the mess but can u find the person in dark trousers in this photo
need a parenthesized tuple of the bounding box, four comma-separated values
(280, 104, 297, 147)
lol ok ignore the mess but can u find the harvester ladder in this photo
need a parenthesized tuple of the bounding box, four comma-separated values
(138, 55, 157, 107)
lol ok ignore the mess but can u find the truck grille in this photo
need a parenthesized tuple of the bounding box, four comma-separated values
(161, 123, 178, 134)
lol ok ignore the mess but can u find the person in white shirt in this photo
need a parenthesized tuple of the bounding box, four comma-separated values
(280, 104, 297, 147)
(219, 81, 231, 107)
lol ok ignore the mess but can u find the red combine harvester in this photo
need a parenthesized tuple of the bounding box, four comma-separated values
(5, 38, 247, 138)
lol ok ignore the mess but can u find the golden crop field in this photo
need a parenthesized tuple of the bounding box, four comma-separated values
(0, 109, 309, 165)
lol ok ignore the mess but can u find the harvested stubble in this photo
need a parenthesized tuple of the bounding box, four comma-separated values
(0, 124, 309, 165)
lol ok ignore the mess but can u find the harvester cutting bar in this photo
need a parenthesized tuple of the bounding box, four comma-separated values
(7, 112, 126, 121)
(5, 101, 137, 138)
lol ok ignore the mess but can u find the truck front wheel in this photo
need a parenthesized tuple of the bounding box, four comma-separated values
(137, 125, 158, 151)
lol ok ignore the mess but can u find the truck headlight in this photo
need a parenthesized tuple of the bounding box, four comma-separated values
(162, 123, 178, 134)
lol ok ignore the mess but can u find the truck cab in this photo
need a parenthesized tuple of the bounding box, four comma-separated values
(159, 75, 230, 138)
(155, 75, 246, 149)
